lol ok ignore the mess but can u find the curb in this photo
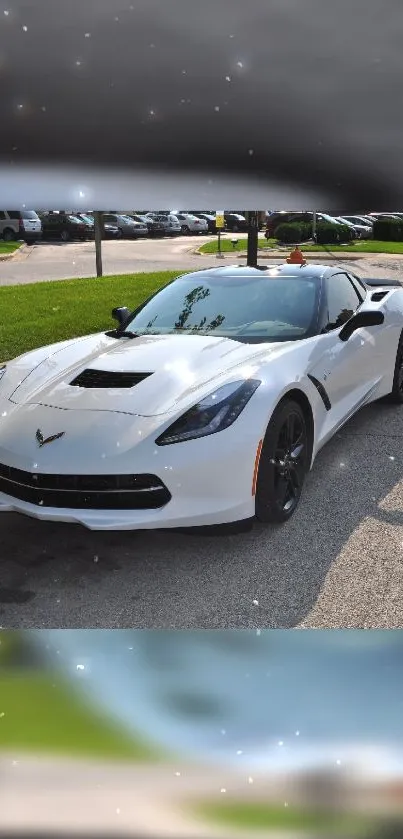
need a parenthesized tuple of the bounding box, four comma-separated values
(194, 247, 365, 261)
(0, 242, 27, 261)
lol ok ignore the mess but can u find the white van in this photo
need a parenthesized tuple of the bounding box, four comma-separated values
(0, 210, 42, 243)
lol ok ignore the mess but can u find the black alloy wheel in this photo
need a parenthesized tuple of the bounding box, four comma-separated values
(388, 332, 403, 404)
(255, 399, 309, 524)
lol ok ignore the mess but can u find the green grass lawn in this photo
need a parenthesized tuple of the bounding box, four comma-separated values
(0, 669, 162, 761)
(0, 241, 23, 255)
(196, 802, 377, 836)
(199, 238, 403, 255)
(0, 271, 180, 361)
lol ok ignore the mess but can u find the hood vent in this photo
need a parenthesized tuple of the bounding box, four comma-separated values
(70, 369, 153, 388)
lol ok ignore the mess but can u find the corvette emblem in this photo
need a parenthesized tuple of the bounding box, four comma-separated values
(36, 429, 66, 448)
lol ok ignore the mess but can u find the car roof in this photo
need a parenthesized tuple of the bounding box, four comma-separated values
(176, 263, 337, 282)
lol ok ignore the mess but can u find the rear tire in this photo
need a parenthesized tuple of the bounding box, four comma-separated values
(255, 399, 309, 524)
(386, 331, 403, 404)
(3, 228, 16, 242)
(60, 229, 70, 242)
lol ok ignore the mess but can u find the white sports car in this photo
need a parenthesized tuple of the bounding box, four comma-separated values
(0, 260, 402, 532)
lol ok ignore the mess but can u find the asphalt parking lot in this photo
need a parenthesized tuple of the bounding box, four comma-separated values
(1, 240, 403, 628)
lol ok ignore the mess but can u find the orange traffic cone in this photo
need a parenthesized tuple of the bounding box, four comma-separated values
(286, 246, 306, 265)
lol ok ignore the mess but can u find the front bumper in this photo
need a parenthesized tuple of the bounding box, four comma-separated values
(0, 404, 258, 531)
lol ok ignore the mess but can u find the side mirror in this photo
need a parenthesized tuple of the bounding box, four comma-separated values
(112, 306, 130, 326)
(339, 310, 384, 342)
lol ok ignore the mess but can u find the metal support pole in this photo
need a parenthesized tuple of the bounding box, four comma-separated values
(312, 211, 317, 244)
(246, 210, 259, 267)
(94, 211, 103, 277)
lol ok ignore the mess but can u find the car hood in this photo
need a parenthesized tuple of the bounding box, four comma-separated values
(8, 332, 290, 417)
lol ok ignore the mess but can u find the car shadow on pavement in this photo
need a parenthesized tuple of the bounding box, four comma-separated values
(1, 401, 403, 628)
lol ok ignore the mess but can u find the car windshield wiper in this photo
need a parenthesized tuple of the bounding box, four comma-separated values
(104, 329, 139, 339)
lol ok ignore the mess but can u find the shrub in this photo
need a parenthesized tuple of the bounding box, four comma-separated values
(316, 222, 352, 245)
(274, 222, 311, 243)
(373, 218, 403, 241)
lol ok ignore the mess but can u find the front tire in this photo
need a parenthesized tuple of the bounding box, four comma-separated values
(387, 332, 403, 404)
(255, 399, 309, 524)
(60, 229, 70, 242)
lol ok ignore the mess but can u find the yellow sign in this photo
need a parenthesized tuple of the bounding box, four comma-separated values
(215, 211, 225, 229)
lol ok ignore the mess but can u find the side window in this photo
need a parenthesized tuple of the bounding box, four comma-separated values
(6, 211, 20, 219)
(325, 273, 362, 331)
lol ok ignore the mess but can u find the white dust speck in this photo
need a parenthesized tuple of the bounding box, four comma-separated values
(85, 32, 91, 38)
(39, 499, 44, 505)
(252, 599, 259, 606)
(4, 9, 9, 15)
(0, 712, 5, 718)
(17, 104, 24, 110)
(56, 599, 61, 604)
(114, 16, 119, 21)
(229, 33, 235, 38)
(284, 802, 289, 808)
(79, 190, 85, 197)
(41, 106, 46, 112)
(236, 750, 243, 755)
(175, 771, 181, 776)
(248, 149, 254, 155)
(248, 777, 253, 784)
(220, 788, 226, 794)
(389, 456, 395, 461)
(340, 462, 345, 468)
(116, 808, 121, 815)
(295, 730, 300, 736)
(225, 75, 231, 82)
(22, 25, 28, 31)
(214, 105, 220, 112)
(75, 60, 82, 67)
(93, 555, 99, 563)
(236, 61, 244, 68)
(76, 664, 85, 671)
(149, 109, 155, 116)
(336, 759, 341, 765)
(1, 412, 7, 417)
(221, 729, 226, 735)
(182, 69, 187, 74)
(278, 741, 284, 747)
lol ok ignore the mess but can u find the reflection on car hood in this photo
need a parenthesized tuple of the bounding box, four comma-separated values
(8, 332, 290, 417)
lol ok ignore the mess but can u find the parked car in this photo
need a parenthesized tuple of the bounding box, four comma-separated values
(0, 210, 42, 243)
(130, 214, 165, 237)
(39, 212, 93, 242)
(145, 213, 181, 236)
(174, 212, 209, 234)
(76, 213, 120, 240)
(103, 213, 148, 238)
(342, 214, 375, 228)
(224, 212, 248, 232)
(0, 261, 402, 530)
(189, 212, 218, 233)
(336, 216, 373, 238)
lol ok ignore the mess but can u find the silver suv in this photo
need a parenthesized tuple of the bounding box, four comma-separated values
(0, 210, 42, 243)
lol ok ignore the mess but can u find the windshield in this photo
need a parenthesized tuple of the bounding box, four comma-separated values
(124, 273, 320, 343)
(79, 214, 94, 224)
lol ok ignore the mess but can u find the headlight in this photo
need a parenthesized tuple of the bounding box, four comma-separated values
(155, 379, 261, 446)
(0, 365, 6, 383)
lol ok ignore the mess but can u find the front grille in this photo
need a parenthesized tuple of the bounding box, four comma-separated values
(70, 369, 153, 388)
(0, 463, 171, 510)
